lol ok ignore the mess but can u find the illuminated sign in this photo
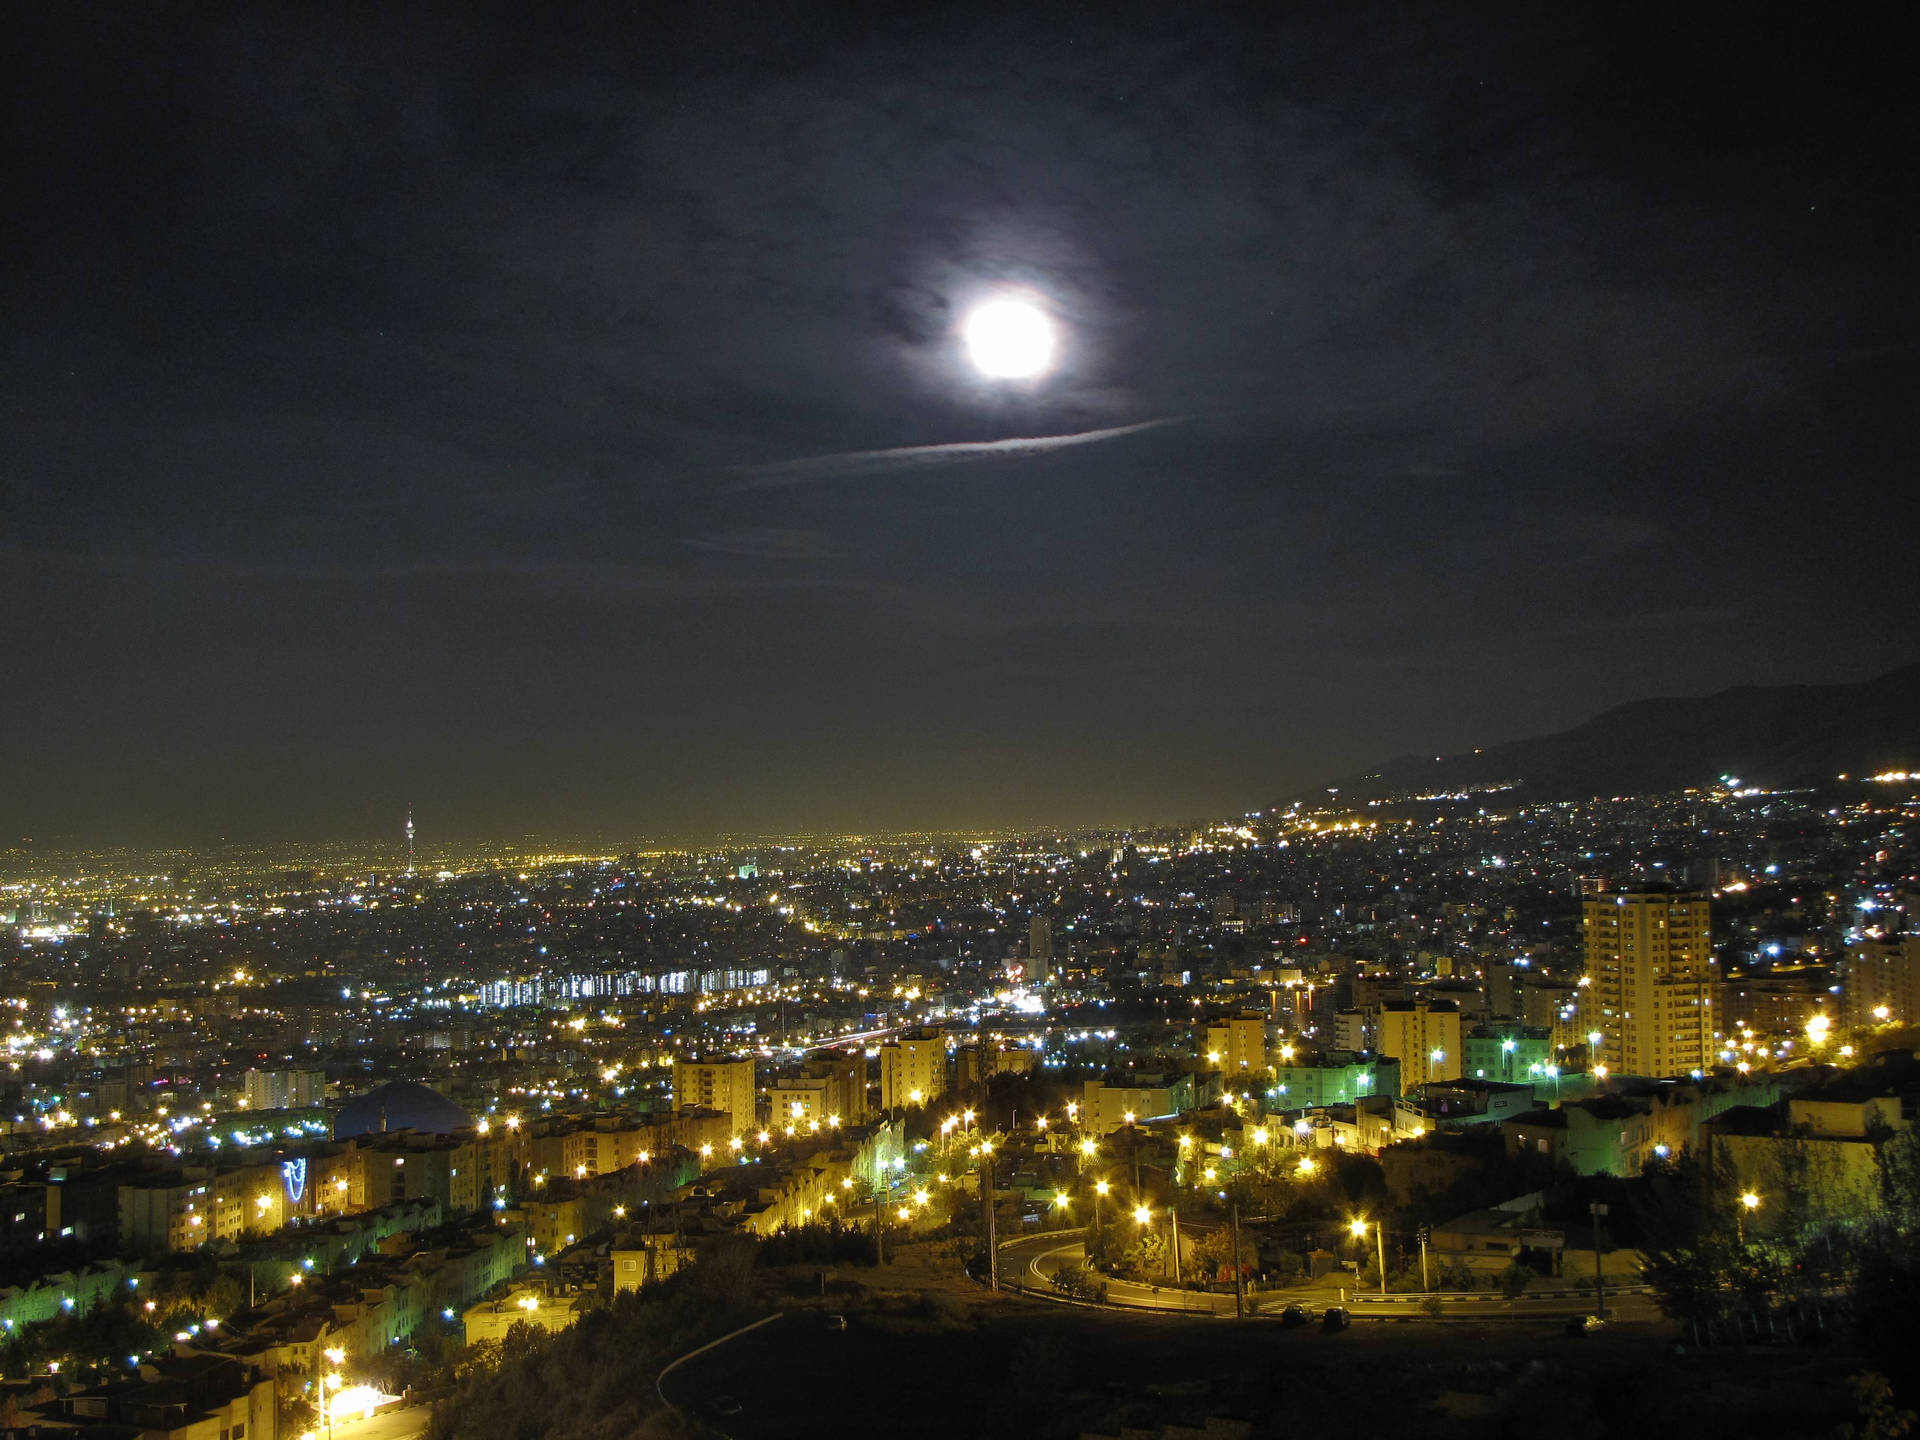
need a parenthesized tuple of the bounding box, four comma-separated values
(282, 1158, 308, 1206)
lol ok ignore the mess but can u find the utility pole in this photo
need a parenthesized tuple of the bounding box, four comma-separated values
(1375, 1223, 1387, 1299)
(1169, 1204, 1180, 1286)
(1590, 1201, 1608, 1322)
(874, 1192, 884, 1266)
(983, 1155, 999, 1292)
(1418, 1225, 1431, 1292)
(1231, 1202, 1245, 1318)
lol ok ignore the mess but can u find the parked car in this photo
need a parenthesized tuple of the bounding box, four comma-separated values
(1564, 1314, 1606, 1336)
(1278, 1304, 1309, 1328)
(1321, 1305, 1351, 1332)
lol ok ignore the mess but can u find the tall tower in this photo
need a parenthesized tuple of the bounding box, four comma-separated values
(1584, 889, 1713, 1078)
(405, 810, 416, 878)
(1028, 915, 1054, 985)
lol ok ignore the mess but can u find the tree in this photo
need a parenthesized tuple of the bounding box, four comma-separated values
(1049, 1262, 1105, 1302)
(1632, 1147, 1749, 1343)
(1839, 1372, 1917, 1440)
(1186, 1226, 1257, 1283)
(1114, 1231, 1167, 1282)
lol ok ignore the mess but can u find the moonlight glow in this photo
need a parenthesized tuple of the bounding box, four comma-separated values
(963, 298, 1055, 379)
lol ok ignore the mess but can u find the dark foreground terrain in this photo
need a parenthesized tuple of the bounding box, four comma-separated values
(662, 1283, 1877, 1440)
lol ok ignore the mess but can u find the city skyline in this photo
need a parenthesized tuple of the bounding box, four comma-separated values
(7, 4, 1917, 842)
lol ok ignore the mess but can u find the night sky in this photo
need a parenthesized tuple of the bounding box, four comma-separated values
(6, 4, 1916, 844)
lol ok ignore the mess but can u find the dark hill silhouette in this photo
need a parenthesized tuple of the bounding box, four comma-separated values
(1312, 663, 1920, 804)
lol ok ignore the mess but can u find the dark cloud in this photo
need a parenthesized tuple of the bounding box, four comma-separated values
(2, 2, 1914, 841)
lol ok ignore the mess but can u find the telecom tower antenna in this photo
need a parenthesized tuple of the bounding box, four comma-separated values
(405, 810, 416, 877)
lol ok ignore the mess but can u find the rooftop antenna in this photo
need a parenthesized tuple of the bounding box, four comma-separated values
(406, 809, 416, 878)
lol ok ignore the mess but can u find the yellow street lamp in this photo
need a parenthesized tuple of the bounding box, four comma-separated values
(1350, 1217, 1387, 1297)
(1738, 1189, 1761, 1245)
(320, 1348, 346, 1440)
(1133, 1204, 1151, 1225)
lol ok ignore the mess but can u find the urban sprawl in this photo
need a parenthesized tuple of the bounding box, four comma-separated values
(2, 774, 1918, 1437)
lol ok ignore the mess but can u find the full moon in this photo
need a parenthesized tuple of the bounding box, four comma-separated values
(962, 298, 1056, 379)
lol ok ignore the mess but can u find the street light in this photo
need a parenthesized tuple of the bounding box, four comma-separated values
(321, 1348, 346, 1440)
(1350, 1217, 1387, 1298)
(1738, 1190, 1761, 1245)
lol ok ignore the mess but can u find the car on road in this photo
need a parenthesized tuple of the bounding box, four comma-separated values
(1278, 1304, 1309, 1328)
(1564, 1314, 1606, 1336)
(1321, 1306, 1350, 1332)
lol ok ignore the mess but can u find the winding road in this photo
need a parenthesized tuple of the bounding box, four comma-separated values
(998, 1230, 1660, 1323)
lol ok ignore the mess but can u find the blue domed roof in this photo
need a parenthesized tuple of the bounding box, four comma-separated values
(333, 1080, 471, 1138)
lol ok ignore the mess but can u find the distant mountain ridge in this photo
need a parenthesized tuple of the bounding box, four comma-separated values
(1311, 663, 1920, 805)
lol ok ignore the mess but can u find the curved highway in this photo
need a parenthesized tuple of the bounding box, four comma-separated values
(997, 1230, 1659, 1323)
(1003, 1232, 1238, 1314)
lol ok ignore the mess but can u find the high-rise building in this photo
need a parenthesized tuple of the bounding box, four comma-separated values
(1842, 933, 1920, 1031)
(243, 1068, 325, 1111)
(1203, 1013, 1268, 1077)
(672, 1057, 757, 1139)
(879, 1027, 947, 1111)
(768, 1053, 870, 1129)
(1377, 1001, 1462, 1089)
(1584, 889, 1714, 1078)
(1028, 915, 1054, 984)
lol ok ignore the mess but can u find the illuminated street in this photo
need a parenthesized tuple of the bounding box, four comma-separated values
(325, 1406, 430, 1440)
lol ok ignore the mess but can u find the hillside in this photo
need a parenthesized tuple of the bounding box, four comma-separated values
(1314, 662, 1920, 805)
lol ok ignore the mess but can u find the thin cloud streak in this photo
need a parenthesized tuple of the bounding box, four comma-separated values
(731, 417, 1185, 488)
